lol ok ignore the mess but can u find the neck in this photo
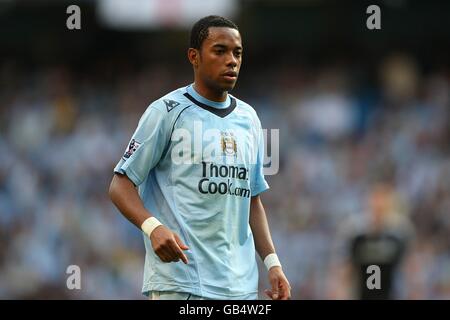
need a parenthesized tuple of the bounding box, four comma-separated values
(193, 81, 228, 102)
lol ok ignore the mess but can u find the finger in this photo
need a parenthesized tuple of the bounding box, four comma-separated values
(165, 242, 183, 262)
(165, 237, 188, 264)
(173, 234, 189, 264)
(284, 282, 292, 299)
(264, 289, 273, 300)
(165, 248, 180, 263)
(270, 277, 280, 300)
(279, 284, 290, 300)
(172, 242, 189, 264)
(174, 233, 189, 250)
(157, 243, 177, 262)
(156, 250, 171, 263)
(283, 280, 292, 299)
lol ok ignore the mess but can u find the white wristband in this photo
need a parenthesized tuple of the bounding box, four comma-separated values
(264, 253, 282, 271)
(141, 217, 163, 238)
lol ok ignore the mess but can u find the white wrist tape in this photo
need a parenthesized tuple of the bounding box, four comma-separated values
(264, 253, 282, 271)
(141, 217, 162, 238)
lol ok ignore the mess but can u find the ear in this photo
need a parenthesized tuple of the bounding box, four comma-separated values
(188, 48, 199, 68)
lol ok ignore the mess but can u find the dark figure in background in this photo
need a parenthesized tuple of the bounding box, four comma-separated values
(349, 183, 409, 299)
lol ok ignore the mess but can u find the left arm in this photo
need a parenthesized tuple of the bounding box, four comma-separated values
(250, 195, 291, 300)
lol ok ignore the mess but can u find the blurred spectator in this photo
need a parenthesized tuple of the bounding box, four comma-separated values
(347, 183, 411, 299)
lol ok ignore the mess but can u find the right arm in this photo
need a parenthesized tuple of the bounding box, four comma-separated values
(109, 172, 189, 264)
(110, 101, 189, 264)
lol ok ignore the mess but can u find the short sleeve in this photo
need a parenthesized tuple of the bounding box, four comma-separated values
(114, 103, 170, 186)
(250, 119, 270, 196)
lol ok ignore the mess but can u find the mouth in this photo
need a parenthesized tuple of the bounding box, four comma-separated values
(222, 71, 238, 81)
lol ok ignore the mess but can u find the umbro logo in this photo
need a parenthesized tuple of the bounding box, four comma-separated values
(163, 99, 180, 112)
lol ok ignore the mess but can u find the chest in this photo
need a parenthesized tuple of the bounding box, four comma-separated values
(170, 108, 258, 166)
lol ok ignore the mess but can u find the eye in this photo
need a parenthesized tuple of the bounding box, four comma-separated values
(234, 51, 242, 58)
(215, 49, 225, 55)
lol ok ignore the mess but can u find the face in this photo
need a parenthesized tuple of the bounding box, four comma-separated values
(369, 185, 392, 223)
(190, 27, 243, 93)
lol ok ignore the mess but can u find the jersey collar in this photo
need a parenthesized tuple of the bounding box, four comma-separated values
(184, 85, 236, 118)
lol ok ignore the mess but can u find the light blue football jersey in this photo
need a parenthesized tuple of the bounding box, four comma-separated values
(114, 84, 269, 299)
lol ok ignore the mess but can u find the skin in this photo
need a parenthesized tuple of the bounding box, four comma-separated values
(368, 184, 393, 232)
(250, 195, 291, 300)
(187, 27, 242, 102)
(109, 26, 290, 300)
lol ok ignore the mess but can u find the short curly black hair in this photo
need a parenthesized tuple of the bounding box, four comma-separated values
(190, 15, 239, 50)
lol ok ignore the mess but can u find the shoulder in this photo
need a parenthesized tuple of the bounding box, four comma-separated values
(144, 86, 193, 117)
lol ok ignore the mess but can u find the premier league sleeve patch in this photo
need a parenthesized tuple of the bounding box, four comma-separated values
(122, 138, 142, 160)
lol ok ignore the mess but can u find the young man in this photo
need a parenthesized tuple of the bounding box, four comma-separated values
(109, 15, 290, 300)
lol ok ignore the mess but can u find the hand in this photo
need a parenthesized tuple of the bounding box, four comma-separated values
(264, 266, 291, 300)
(149, 225, 189, 264)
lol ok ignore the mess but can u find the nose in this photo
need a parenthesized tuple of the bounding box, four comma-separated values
(226, 52, 238, 68)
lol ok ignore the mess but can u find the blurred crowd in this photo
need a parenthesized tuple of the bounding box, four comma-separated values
(0, 52, 449, 299)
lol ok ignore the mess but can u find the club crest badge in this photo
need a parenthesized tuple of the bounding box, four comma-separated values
(221, 131, 237, 157)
